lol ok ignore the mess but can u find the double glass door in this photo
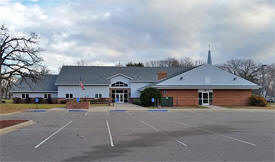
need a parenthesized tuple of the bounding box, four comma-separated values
(115, 93, 124, 103)
(112, 89, 128, 103)
(198, 91, 213, 105)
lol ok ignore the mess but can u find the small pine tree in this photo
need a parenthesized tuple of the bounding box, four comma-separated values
(140, 87, 161, 107)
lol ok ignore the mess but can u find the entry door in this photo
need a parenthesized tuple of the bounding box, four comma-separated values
(115, 93, 124, 103)
(202, 92, 209, 105)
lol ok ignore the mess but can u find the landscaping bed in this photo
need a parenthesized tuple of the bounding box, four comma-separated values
(66, 102, 90, 109)
(0, 120, 28, 129)
(0, 104, 65, 114)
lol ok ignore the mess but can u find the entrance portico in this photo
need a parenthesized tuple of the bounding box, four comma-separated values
(110, 89, 130, 103)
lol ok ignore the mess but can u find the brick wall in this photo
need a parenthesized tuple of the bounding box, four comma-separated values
(213, 90, 252, 106)
(161, 89, 252, 106)
(161, 89, 198, 106)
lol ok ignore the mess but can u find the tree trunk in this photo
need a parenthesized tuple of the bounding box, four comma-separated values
(0, 79, 3, 104)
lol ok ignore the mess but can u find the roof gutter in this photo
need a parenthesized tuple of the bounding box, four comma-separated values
(151, 85, 260, 90)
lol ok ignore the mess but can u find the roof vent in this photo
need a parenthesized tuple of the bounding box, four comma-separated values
(233, 77, 237, 81)
(179, 77, 183, 80)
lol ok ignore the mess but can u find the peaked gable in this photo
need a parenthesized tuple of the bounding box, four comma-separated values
(153, 64, 259, 89)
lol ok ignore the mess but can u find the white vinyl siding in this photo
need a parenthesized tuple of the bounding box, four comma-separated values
(58, 85, 109, 98)
(130, 82, 151, 98)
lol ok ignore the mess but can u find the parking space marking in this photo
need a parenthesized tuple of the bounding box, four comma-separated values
(106, 120, 114, 147)
(34, 121, 73, 148)
(126, 111, 132, 116)
(84, 111, 89, 116)
(173, 121, 256, 146)
(139, 120, 188, 147)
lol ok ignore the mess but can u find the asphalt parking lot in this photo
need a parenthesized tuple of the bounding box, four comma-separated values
(0, 109, 274, 161)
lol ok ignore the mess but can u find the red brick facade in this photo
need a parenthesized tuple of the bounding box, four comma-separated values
(213, 89, 252, 106)
(161, 89, 198, 106)
(161, 89, 252, 106)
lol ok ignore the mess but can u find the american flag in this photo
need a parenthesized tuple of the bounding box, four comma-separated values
(80, 77, 85, 90)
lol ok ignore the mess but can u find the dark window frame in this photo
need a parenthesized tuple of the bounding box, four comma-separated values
(111, 81, 128, 87)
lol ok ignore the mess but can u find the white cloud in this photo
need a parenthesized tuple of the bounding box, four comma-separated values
(0, 0, 274, 73)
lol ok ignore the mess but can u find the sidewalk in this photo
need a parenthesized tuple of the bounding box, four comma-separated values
(204, 105, 228, 110)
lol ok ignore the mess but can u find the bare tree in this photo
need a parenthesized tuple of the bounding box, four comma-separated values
(0, 25, 47, 103)
(146, 57, 204, 68)
(76, 59, 88, 66)
(264, 64, 275, 98)
(217, 59, 261, 83)
(180, 57, 204, 68)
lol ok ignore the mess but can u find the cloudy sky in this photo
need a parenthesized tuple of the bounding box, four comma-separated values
(0, 0, 274, 73)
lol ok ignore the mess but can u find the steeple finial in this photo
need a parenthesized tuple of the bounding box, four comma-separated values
(207, 44, 212, 65)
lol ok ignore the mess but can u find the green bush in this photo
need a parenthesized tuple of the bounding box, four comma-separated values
(132, 98, 141, 105)
(140, 87, 161, 107)
(249, 95, 267, 106)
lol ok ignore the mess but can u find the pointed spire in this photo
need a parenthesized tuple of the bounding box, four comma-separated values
(207, 44, 212, 65)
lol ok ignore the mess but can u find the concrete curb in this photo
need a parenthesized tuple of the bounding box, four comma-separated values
(148, 109, 168, 112)
(0, 120, 35, 136)
(0, 111, 24, 116)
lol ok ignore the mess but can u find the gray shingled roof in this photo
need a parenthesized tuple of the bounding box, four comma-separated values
(55, 66, 190, 85)
(11, 74, 58, 92)
(144, 64, 260, 90)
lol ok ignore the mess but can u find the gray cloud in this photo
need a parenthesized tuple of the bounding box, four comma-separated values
(0, 0, 274, 73)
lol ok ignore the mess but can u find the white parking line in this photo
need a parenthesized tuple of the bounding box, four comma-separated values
(173, 121, 256, 146)
(84, 111, 89, 116)
(126, 111, 132, 116)
(106, 120, 114, 147)
(139, 120, 188, 147)
(34, 121, 72, 148)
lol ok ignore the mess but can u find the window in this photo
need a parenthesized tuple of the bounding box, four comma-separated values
(21, 93, 29, 98)
(198, 92, 202, 105)
(66, 94, 73, 99)
(95, 94, 102, 99)
(111, 81, 128, 87)
(45, 94, 52, 99)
